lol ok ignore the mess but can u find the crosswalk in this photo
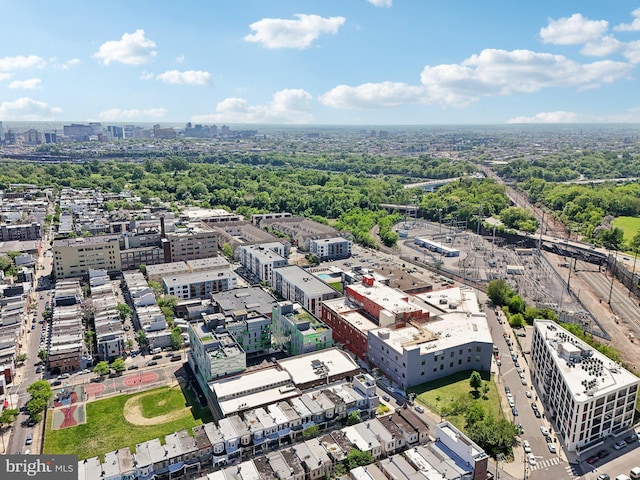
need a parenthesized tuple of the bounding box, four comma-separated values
(565, 463, 581, 478)
(530, 456, 561, 470)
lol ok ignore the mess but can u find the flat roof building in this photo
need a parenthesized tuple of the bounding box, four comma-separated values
(273, 265, 340, 318)
(530, 320, 639, 452)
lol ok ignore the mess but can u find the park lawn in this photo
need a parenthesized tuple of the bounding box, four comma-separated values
(612, 216, 640, 246)
(328, 281, 343, 292)
(408, 370, 505, 432)
(44, 386, 212, 460)
(139, 386, 191, 417)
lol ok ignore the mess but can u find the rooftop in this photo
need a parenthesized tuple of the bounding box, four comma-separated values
(534, 320, 640, 401)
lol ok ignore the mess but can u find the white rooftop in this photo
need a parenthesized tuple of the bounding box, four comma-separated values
(370, 311, 492, 355)
(534, 320, 640, 402)
(278, 348, 360, 386)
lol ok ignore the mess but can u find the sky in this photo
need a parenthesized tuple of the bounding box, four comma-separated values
(2, 1, 640, 125)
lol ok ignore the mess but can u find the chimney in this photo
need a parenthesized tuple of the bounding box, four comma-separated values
(160, 215, 166, 238)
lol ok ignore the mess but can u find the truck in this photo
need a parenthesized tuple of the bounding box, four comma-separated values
(150, 347, 162, 355)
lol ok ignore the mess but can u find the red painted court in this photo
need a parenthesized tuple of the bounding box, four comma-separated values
(123, 371, 159, 387)
(85, 383, 106, 396)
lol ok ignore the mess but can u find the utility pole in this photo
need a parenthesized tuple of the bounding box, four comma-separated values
(608, 250, 618, 305)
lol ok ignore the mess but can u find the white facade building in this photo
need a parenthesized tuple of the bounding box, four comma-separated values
(530, 320, 639, 452)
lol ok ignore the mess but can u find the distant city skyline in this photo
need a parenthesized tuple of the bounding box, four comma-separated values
(2, 1, 640, 125)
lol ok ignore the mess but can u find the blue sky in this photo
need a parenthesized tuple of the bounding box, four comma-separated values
(2, 1, 640, 125)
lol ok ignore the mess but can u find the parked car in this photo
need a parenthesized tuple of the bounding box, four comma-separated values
(527, 453, 536, 466)
(414, 405, 424, 414)
(152, 354, 162, 360)
(522, 440, 531, 453)
(57, 373, 70, 380)
(512, 407, 519, 416)
(146, 361, 158, 367)
(596, 449, 609, 459)
(127, 365, 139, 370)
(526, 391, 532, 398)
(25, 435, 32, 445)
(613, 440, 627, 450)
(625, 433, 638, 443)
(596, 474, 610, 480)
(540, 426, 549, 436)
(517, 332, 526, 337)
(586, 455, 600, 464)
(521, 378, 528, 386)
(547, 442, 557, 453)
(382, 395, 390, 402)
(504, 386, 511, 394)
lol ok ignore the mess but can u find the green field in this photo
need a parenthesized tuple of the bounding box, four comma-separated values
(408, 370, 504, 431)
(612, 216, 640, 246)
(44, 385, 213, 460)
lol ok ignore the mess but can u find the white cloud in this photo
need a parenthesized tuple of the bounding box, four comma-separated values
(367, 0, 392, 7)
(8, 78, 41, 90)
(615, 8, 640, 32)
(419, 49, 632, 106)
(320, 49, 633, 110)
(0, 73, 12, 81)
(140, 71, 155, 80)
(580, 35, 622, 56)
(93, 29, 157, 65)
(192, 88, 312, 124)
(540, 13, 608, 45)
(623, 40, 640, 64)
(0, 55, 45, 71)
(176, 54, 185, 63)
(507, 111, 581, 124)
(244, 14, 345, 49)
(320, 82, 424, 109)
(156, 70, 211, 86)
(98, 108, 167, 121)
(0, 97, 61, 120)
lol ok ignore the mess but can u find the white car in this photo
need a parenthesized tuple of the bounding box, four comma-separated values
(540, 426, 549, 436)
(547, 442, 556, 453)
(509, 399, 515, 408)
(527, 453, 537, 466)
(526, 391, 532, 398)
(523, 440, 531, 453)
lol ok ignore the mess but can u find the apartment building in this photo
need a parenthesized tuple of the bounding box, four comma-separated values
(272, 301, 333, 356)
(530, 320, 639, 452)
(163, 270, 238, 300)
(272, 266, 340, 318)
(162, 225, 219, 262)
(236, 244, 287, 284)
(309, 237, 351, 261)
(53, 235, 122, 278)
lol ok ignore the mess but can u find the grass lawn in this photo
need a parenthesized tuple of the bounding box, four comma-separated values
(44, 385, 213, 460)
(612, 216, 640, 247)
(328, 281, 342, 292)
(408, 370, 505, 432)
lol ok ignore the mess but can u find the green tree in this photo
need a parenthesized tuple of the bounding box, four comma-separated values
(125, 339, 134, 352)
(93, 361, 110, 376)
(507, 295, 526, 315)
(465, 403, 486, 426)
(346, 410, 361, 426)
(111, 358, 126, 374)
(469, 371, 482, 391)
(302, 425, 319, 438)
(38, 349, 48, 362)
(139, 264, 147, 276)
(510, 313, 526, 328)
(221, 243, 233, 259)
(170, 327, 185, 351)
(148, 281, 164, 297)
(116, 303, 132, 321)
(486, 279, 513, 306)
(466, 416, 519, 457)
(16, 353, 28, 364)
(26, 380, 53, 421)
(345, 449, 374, 470)
(136, 329, 148, 347)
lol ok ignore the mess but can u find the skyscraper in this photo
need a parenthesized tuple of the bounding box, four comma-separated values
(0, 121, 4, 143)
